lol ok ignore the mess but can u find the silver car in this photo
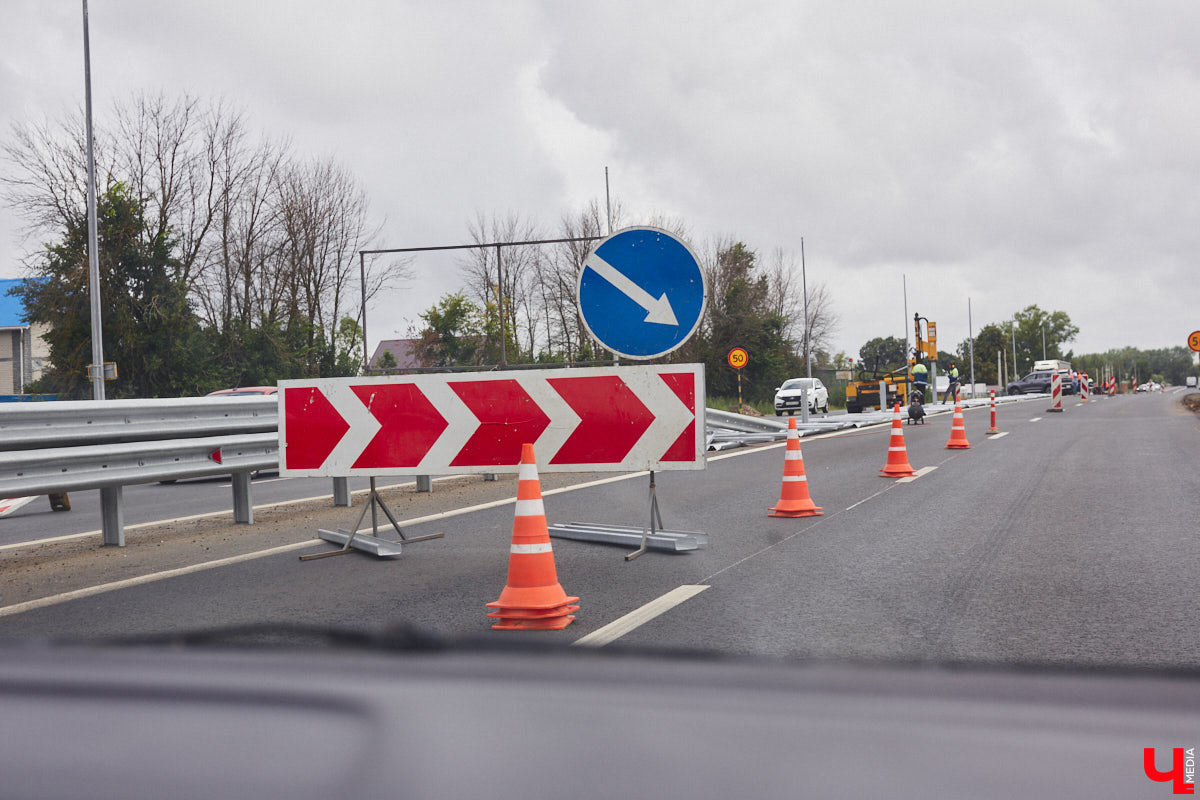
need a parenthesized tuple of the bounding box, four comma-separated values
(774, 377, 829, 415)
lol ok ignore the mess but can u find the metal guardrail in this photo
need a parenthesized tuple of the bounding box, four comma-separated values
(0, 398, 296, 548)
(0, 433, 277, 497)
(0, 396, 276, 450)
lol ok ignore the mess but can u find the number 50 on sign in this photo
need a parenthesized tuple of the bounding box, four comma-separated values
(727, 347, 748, 369)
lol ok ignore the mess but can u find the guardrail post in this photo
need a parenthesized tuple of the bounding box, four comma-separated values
(483, 473, 498, 482)
(332, 477, 350, 507)
(100, 486, 124, 546)
(416, 475, 433, 493)
(231, 471, 253, 524)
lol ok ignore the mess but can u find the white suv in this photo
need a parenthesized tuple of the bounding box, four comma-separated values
(774, 377, 829, 415)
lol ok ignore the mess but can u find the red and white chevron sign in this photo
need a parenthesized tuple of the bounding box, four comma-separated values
(278, 365, 705, 476)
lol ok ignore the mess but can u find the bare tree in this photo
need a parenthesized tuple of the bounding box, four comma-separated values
(2, 111, 107, 242)
(460, 211, 542, 361)
(538, 199, 613, 360)
(2, 91, 396, 377)
(766, 247, 838, 367)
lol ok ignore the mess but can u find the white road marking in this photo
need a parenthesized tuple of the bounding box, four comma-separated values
(846, 487, 891, 512)
(896, 466, 938, 483)
(1029, 417, 1042, 422)
(219, 477, 291, 487)
(573, 585, 709, 647)
(0, 541, 317, 618)
(987, 431, 1010, 439)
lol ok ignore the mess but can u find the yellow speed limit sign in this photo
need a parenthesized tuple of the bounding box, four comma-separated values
(1189, 330, 1200, 352)
(727, 347, 748, 369)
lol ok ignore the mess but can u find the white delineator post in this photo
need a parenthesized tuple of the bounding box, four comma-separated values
(986, 389, 1000, 434)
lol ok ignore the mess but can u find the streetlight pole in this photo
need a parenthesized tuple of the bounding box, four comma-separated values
(1042, 324, 1046, 359)
(1011, 318, 1018, 378)
(968, 297, 975, 397)
(801, 237, 811, 380)
(82, 0, 104, 401)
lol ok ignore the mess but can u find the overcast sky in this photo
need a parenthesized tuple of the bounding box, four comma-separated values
(2, 0, 1198, 364)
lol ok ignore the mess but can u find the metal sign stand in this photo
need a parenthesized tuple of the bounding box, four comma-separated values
(301, 477, 444, 560)
(626, 470, 665, 561)
(548, 471, 707, 559)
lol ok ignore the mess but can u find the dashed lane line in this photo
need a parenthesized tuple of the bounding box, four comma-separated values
(0, 540, 317, 619)
(572, 585, 710, 647)
(897, 466, 938, 484)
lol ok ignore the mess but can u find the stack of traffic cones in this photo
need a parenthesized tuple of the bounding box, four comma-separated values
(486, 443, 579, 630)
(945, 392, 971, 449)
(768, 417, 823, 517)
(880, 402, 918, 477)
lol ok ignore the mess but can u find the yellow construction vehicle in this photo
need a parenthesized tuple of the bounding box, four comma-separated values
(845, 365, 912, 413)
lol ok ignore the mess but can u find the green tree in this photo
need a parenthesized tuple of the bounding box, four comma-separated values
(414, 292, 486, 367)
(377, 350, 398, 371)
(958, 323, 1009, 385)
(1010, 305, 1079, 374)
(330, 316, 364, 377)
(1074, 346, 1194, 386)
(13, 182, 207, 398)
(701, 241, 801, 401)
(857, 336, 907, 375)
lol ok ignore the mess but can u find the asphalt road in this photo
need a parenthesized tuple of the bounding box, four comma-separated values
(2, 390, 1198, 670)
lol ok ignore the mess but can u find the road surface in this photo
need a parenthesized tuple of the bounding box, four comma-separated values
(1, 390, 1197, 669)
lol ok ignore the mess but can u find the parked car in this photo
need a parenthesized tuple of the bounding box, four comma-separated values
(774, 377, 829, 415)
(1006, 370, 1076, 395)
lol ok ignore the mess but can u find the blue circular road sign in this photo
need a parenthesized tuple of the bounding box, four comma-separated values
(577, 227, 707, 360)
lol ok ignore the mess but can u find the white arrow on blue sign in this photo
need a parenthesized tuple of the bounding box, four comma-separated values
(577, 227, 707, 360)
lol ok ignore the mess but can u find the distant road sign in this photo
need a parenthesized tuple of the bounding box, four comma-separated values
(1188, 330, 1200, 352)
(727, 347, 748, 369)
(577, 227, 706, 360)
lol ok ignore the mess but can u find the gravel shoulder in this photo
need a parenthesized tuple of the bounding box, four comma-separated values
(0, 470, 618, 608)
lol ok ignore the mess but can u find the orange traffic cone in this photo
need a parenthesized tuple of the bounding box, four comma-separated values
(880, 402, 918, 477)
(768, 417, 823, 517)
(487, 443, 579, 630)
(945, 394, 971, 449)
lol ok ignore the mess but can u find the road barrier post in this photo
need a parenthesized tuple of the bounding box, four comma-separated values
(986, 389, 1000, 435)
(1047, 373, 1064, 412)
(100, 486, 123, 547)
(332, 477, 350, 507)
(232, 472, 253, 524)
